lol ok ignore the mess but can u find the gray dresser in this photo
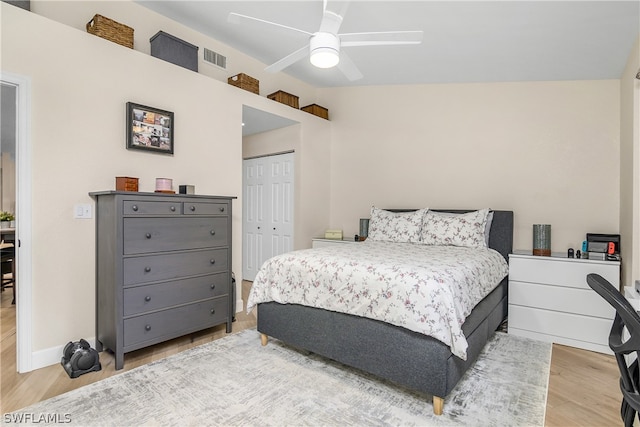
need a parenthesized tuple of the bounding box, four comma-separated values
(90, 191, 236, 370)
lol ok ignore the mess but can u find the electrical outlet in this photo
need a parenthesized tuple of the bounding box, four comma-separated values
(74, 204, 92, 219)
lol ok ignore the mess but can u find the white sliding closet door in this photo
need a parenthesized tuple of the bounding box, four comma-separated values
(243, 152, 294, 281)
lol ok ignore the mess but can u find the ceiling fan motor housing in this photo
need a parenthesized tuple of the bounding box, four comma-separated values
(310, 32, 340, 68)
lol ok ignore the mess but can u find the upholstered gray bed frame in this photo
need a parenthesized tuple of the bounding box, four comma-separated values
(257, 209, 514, 415)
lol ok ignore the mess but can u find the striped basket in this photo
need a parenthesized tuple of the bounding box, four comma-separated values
(86, 14, 134, 49)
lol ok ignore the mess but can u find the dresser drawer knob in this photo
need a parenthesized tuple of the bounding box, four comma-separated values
(144, 267, 151, 272)
(145, 325, 151, 331)
(210, 284, 216, 290)
(219, 207, 225, 212)
(145, 233, 152, 239)
(132, 205, 138, 212)
(144, 296, 151, 302)
(210, 230, 216, 236)
(170, 206, 176, 212)
(210, 259, 216, 265)
(210, 309, 216, 315)
(190, 205, 196, 212)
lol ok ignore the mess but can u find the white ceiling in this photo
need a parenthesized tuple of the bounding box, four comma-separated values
(137, 0, 639, 88)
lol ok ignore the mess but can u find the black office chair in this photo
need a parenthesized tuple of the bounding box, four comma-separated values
(1, 246, 15, 305)
(587, 273, 640, 426)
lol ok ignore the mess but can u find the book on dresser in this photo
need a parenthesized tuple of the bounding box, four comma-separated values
(508, 250, 620, 354)
(90, 191, 236, 370)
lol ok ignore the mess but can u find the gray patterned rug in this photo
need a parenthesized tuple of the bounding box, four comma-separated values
(8, 329, 551, 426)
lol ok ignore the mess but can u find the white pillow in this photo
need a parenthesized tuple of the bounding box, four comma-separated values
(367, 207, 426, 243)
(421, 209, 490, 248)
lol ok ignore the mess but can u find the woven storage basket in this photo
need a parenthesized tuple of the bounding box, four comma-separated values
(86, 14, 134, 49)
(228, 73, 259, 94)
(267, 90, 299, 109)
(301, 104, 329, 120)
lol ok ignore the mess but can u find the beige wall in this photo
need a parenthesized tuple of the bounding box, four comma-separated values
(319, 81, 621, 254)
(1, 3, 330, 364)
(31, 0, 320, 106)
(620, 36, 640, 288)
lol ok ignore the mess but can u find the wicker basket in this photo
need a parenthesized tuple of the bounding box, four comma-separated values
(301, 104, 329, 120)
(86, 14, 134, 49)
(228, 73, 259, 94)
(267, 90, 299, 109)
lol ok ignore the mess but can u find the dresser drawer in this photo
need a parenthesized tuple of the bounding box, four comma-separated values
(123, 273, 229, 316)
(183, 201, 229, 216)
(509, 280, 614, 319)
(124, 248, 228, 285)
(509, 305, 611, 347)
(509, 256, 619, 289)
(123, 217, 229, 254)
(123, 200, 181, 216)
(123, 297, 228, 347)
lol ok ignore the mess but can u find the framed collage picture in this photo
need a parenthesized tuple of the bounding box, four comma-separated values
(126, 102, 174, 154)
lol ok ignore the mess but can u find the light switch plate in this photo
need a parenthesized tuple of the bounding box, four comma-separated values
(74, 204, 92, 219)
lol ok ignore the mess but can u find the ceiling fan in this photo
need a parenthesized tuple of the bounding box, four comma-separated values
(228, 0, 423, 81)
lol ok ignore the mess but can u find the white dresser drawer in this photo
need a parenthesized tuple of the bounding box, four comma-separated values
(509, 255, 619, 289)
(509, 280, 614, 319)
(509, 305, 611, 348)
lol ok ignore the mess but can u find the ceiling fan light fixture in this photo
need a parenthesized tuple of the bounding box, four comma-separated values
(310, 47, 339, 68)
(309, 32, 340, 69)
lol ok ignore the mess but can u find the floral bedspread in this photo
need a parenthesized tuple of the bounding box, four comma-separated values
(247, 241, 508, 360)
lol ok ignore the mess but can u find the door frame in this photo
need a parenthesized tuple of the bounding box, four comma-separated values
(1, 72, 33, 372)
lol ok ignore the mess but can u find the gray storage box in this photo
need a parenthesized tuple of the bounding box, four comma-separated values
(150, 31, 198, 72)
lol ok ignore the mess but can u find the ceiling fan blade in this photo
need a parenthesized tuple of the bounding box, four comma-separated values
(265, 45, 309, 73)
(228, 13, 313, 37)
(337, 50, 363, 81)
(319, 1, 349, 34)
(340, 30, 423, 47)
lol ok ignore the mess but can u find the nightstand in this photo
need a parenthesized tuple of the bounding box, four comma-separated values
(311, 238, 359, 249)
(508, 251, 620, 354)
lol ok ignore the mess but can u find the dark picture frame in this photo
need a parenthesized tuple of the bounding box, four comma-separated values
(126, 102, 174, 154)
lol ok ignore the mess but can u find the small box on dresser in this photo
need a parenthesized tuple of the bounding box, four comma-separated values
(508, 251, 620, 354)
(90, 191, 236, 370)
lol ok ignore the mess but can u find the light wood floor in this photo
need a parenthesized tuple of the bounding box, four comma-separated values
(1, 281, 622, 425)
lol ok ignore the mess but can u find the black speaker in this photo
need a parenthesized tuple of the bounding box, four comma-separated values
(61, 339, 101, 378)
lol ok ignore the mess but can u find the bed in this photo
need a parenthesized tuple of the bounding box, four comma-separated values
(248, 208, 513, 415)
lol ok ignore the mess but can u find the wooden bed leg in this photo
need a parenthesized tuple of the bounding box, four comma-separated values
(433, 396, 444, 415)
(260, 333, 268, 346)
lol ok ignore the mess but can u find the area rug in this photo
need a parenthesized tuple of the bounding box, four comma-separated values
(7, 329, 551, 426)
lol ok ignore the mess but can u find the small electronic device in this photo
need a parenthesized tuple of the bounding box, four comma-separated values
(582, 241, 588, 252)
(588, 241, 608, 253)
(608, 242, 616, 255)
(567, 248, 574, 258)
(576, 250, 581, 259)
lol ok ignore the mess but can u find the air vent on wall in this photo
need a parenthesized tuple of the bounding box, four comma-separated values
(203, 48, 227, 69)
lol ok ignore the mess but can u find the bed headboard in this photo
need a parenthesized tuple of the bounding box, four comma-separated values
(387, 209, 514, 262)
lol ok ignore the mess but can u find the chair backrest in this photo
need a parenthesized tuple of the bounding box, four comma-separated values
(587, 273, 640, 422)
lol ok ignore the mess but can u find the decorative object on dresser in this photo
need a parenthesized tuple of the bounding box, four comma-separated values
(359, 218, 370, 240)
(532, 224, 551, 256)
(126, 102, 174, 155)
(508, 250, 620, 354)
(86, 14, 133, 49)
(179, 185, 195, 195)
(154, 177, 173, 193)
(115, 176, 139, 192)
(90, 191, 236, 370)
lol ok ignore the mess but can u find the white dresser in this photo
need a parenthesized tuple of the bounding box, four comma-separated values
(508, 251, 620, 354)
